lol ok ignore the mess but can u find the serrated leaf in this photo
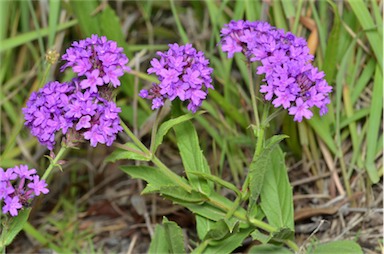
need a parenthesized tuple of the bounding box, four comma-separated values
(203, 219, 231, 241)
(163, 217, 186, 254)
(172, 103, 212, 194)
(248, 244, 293, 254)
(189, 171, 241, 197)
(203, 227, 254, 253)
(0, 208, 31, 249)
(249, 135, 288, 201)
(260, 147, 294, 232)
(251, 229, 272, 244)
(310, 240, 363, 254)
(153, 112, 203, 153)
(148, 224, 168, 254)
(158, 186, 208, 203)
(106, 143, 149, 162)
(177, 191, 247, 223)
(121, 165, 180, 190)
(271, 227, 294, 241)
(196, 215, 215, 240)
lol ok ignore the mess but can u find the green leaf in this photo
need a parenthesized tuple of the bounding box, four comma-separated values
(172, 103, 212, 194)
(148, 224, 168, 254)
(260, 147, 294, 232)
(70, 0, 101, 36)
(0, 208, 31, 249)
(48, 0, 60, 48)
(0, 20, 77, 53)
(106, 143, 149, 162)
(249, 135, 288, 202)
(348, 0, 383, 71)
(271, 227, 294, 242)
(188, 171, 241, 197)
(248, 244, 293, 254)
(323, 0, 341, 82)
(99, 5, 130, 54)
(169, 0, 189, 44)
(365, 65, 382, 183)
(151, 186, 207, 203)
(162, 217, 186, 254)
(153, 112, 203, 153)
(203, 227, 254, 253)
(196, 215, 215, 240)
(203, 219, 239, 242)
(120, 165, 175, 190)
(310, 240, 363, 254)
(251, 229, 272, 244)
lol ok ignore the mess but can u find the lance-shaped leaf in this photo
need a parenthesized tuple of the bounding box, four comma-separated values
(260, 147, 295, 233)
(309, 240, 363, 254)
(248, 244, 293, 254)
(120, 165, 186, 192)
(148, 217, 185, 254)
(249, 135, 288, 202)
(0, 208, 31, 250)
(153, 111, 204, 153)
(106, 142, 150, 162)
(172, 103, 212, 194)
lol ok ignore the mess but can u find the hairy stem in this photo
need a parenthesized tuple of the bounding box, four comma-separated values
(42, 145, 68, 180)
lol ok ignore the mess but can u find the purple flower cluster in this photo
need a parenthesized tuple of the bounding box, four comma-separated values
(140, 43, 213, 113)
(0, 165, 49, 216)
(220, 20, 332, 122)
(24, 80, 123, 149)
(23, 81, 75, 150)
(24, 35, 128, 149)
(61, 35, 130, 93)
(67, 90, 122, 147)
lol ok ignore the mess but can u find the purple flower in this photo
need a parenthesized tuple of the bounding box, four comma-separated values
(80, 69, 104, 93)
(3, 196, 22, 217)
(141, 43, 213, 113)
(27, 175, 49, 196)
(0, 165, 49, 217)
(220, 20, 332, 122)
(13, 165, 36, 180)
(0, 181, 14, 199)
(0, 167, 17, 181)
(61, 35, 130, 93)
(288, 98, 313, 122)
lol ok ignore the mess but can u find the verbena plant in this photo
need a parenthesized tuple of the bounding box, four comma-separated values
(1, 1, 379, 253)
(0, 21, 364, 254)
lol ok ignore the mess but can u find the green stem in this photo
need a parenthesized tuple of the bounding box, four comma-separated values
(285, 239, 300, 252)
(120, 119, 150, 156)
(121, 119, 192, 192)
(247, 62, 260, 126)
(208, 195, 300, 252)
(224, 195, 242, 219)
(255, 104, 269, 157)
(149, 108, 161, 153)
(42, 145, 68, 180)
(151, 156, 193, 193)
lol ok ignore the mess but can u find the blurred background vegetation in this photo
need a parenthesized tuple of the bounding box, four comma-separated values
(0, 0, 382, 253)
